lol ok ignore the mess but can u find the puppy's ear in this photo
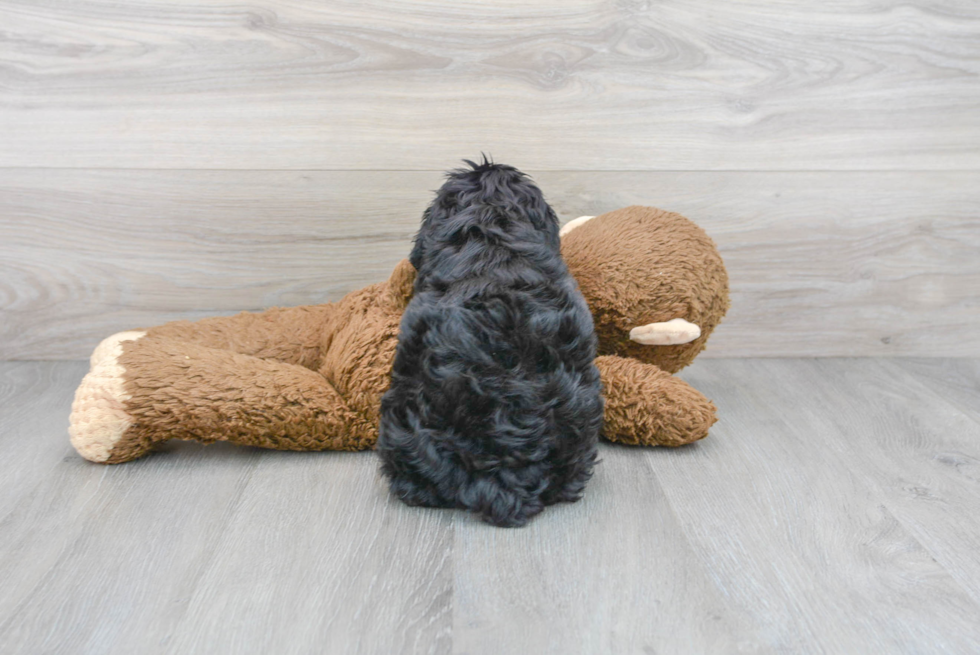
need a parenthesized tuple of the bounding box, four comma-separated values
(409, 237, 424, 271)
(409, 207, 433, 271)
(384, 259, 417, 311)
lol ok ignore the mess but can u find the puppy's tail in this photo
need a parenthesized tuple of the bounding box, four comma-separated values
(378, 409, 547, 528)
(457, 476, 546, 528)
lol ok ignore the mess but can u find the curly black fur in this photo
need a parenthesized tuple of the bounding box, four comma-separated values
(377, 159, 603, 527)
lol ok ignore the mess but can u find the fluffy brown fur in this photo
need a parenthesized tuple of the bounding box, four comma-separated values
(561, 206, 729, 374)
(560, 206, 729, 446)
(69, 206, 728, 464)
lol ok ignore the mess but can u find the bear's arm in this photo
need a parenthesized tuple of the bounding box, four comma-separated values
(594, 355, 717, 447)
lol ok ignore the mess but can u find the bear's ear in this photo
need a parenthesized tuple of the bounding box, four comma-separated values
(559, 215, 596, 238)
(384, 258, 416, 310)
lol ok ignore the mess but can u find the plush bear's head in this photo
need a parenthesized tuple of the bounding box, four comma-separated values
(560, 206, 729, 374)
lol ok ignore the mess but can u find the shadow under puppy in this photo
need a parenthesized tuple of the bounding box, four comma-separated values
(378, 160, 604, 527)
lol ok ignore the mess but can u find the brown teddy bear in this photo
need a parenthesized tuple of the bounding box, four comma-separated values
(69, 206, 729, 464)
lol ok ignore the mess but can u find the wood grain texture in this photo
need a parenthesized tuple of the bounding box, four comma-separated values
(0, 364, 451, 655)
(452, 446, 754, 654)
(804, 358, 980, 607)
(0, 169, 438, 360)
(889, 358, 980, 425)
(706, 358, 980, 614)
(160, 453, 452, 655)
(1, 1, 979, 170)
(655, 359, 980, 653)
(0, 361, 85, 519)
(2, 169, 977, 359)
(3, 359, 980, 653)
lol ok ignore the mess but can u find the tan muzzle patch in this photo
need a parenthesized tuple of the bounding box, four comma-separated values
(629, 318, 701, 346)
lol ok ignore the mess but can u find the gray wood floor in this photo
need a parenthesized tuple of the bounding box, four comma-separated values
(2, 358, 980, 654)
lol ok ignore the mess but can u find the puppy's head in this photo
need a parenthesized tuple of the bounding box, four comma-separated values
(560, 206, 729, 374)
(411, 159, 560, 274)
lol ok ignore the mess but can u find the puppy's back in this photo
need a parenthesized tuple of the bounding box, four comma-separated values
(378, 161, 603, 527)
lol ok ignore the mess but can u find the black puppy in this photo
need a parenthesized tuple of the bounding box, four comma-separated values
(378, 159, 603, 527)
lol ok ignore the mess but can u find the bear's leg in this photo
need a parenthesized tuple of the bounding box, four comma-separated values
(69, 332, 374, 464)
(70, 331, 148, 463)
(143, 303, 335, 370)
